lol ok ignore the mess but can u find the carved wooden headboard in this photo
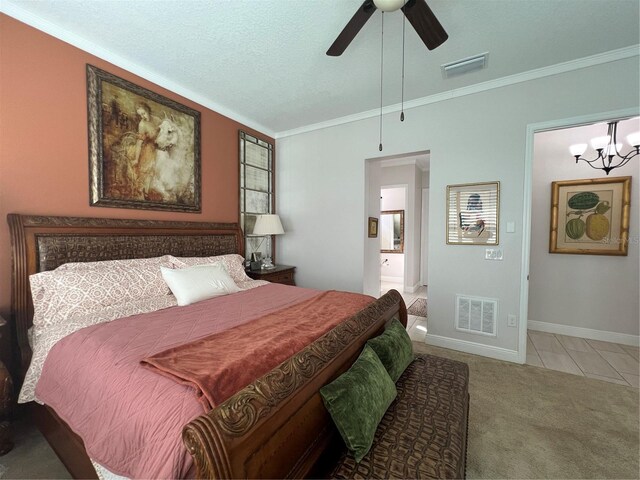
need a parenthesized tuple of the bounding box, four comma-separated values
(7, 214, 244, 380)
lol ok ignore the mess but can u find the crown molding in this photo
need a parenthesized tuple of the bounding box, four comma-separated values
(275, 45, 640, 139)
(0, 2, 275, 138)
(3, 1, 637, 142)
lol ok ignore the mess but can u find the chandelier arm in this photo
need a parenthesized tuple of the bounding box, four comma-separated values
(575, 154, 605, 165)
(610, 122, 621, 157)
(570, 120, 636, 174)
(618, 157, 632, 169)
(575, 157, 610, 171)
(620, 148, 640, 162)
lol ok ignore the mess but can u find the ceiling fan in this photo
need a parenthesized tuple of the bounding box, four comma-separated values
(327, 0, 448, 56)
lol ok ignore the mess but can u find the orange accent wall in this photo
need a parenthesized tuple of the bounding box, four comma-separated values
(0, 14, 273, 315)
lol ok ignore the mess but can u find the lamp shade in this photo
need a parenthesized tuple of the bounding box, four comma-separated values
(569, 144, 587, 156)
(252, 214, 284, 235)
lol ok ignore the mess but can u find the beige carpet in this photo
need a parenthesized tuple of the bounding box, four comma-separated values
(413, 342, 640, 479)
(3, 344, 638, 479)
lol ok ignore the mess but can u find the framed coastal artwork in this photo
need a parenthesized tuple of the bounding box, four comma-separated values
(549, 176, 631, 256)
(87, 64, 201, 212)
(446, 182, 500, 245)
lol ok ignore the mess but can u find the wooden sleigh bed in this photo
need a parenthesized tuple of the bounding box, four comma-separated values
(8, 213, 406, 479)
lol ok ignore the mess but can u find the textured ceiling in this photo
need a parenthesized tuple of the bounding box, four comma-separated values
(3, 0, 639, 135)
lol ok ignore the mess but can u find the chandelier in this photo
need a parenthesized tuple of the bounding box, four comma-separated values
(569, 120, 640, 175)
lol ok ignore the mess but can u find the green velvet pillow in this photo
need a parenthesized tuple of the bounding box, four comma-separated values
(320, 345, 397, 462)
(366, 318, 414, 382)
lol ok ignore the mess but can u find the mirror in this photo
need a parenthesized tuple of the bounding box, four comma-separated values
(380, 210, 404, 253)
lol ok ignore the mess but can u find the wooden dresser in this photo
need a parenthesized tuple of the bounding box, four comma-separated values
(246, 265, 296, 286)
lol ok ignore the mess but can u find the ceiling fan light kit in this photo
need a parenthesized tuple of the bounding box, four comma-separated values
(327, 0, 448, 151)
(373, 0, 406, 12)
(569, 120, 640, 175)
(327, 0, 448, 56)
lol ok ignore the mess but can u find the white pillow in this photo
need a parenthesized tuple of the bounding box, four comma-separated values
(172, 254, 251, 283)
(161, 263, 241, 306)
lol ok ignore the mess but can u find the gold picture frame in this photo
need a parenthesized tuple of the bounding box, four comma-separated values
(550, 176, 631, 256)
(446, 182, 500, 245)
(87, 64, 201, 212)
(368, 217, 378, 238)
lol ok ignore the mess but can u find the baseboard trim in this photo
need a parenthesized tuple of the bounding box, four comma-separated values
(404, 282, 421, 293)
(528, 320, 639, 347)
(425, 334, 521, 363)
(381, 276, 403, 283)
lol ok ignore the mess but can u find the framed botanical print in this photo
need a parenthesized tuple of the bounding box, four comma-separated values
(550, 176, 631, 255)
(87, 64, 201, 212)
(446, 182, 500, 245)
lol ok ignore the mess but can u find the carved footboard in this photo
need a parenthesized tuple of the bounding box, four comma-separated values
(183, 289, 407, 479)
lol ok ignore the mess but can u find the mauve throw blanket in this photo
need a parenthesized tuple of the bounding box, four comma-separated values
(142, 290, 374, 410)
(35, 284, 373, 479)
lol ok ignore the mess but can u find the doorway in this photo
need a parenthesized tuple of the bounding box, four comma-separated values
(519, 108, 639, 368)
(380, 186, 407, 295)
(362, 151, 430, 295)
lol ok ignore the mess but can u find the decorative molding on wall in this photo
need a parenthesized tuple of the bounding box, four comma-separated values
(425, 333, 520, 363)
(0, 2, 275, 138)
(275, 45, 640, 139)
(528, 320, 640, 347)
(3, 2, 637, 141)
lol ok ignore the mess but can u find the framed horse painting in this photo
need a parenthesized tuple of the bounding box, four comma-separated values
(87, 64, 201, 212)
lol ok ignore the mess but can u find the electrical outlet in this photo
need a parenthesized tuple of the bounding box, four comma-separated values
(507, 314, 517, 327)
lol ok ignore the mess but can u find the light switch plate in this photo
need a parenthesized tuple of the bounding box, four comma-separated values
(485, 249, 504, 260)
(506, 221, 515, 233)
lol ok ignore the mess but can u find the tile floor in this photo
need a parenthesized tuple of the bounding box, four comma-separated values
(527, 330, 639, 388)
(380, 281, 428, 343)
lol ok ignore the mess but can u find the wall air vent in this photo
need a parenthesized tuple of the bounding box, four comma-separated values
(455, 294, 497, 336)
(441, 52, 488, 79)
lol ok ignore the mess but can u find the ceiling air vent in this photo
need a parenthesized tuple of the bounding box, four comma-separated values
(441, 52, 488, 79)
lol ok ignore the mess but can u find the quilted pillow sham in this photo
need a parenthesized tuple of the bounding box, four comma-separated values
(54, 255, 180, 271)
(30, 261, 174, 335)
(173, 254, 250, 283)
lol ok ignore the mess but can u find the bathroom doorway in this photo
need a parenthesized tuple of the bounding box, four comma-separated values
(380, 186, 407, 295)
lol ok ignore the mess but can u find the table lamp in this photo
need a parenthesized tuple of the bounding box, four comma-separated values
(251, 214, 285, 270)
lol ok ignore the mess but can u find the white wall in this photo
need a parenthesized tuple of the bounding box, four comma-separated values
(421, 187, 430, 285)
(529, 119, 639, 337)
(380, 186, 406, 282)
(276, 55, 639, 360)
(381, 186, 405, 210)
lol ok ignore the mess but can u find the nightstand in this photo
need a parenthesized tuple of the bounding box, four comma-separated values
(0, 316, 13, 456)
(246, 265, 296, 286)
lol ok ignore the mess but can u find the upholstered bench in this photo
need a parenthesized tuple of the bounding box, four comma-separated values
(327, 354, 470, 479)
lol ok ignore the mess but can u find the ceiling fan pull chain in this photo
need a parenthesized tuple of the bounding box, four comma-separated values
(379, 12, 384, 152)
(400, 7, 405, 122)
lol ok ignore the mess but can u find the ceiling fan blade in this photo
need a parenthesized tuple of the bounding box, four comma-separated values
(327, 0, 377, 56)
(401, 0, 448, 50)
